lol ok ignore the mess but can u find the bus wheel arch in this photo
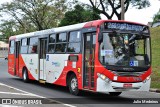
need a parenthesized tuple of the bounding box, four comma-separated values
(22, 67, 29, 82)
(66, 71, 79, 95)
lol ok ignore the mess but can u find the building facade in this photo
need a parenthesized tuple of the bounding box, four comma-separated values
(0, 41, 8, 58)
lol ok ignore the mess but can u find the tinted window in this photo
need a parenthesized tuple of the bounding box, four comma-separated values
(57, 33, 67, 42)
(20, 38, 28, 54)
(55, 44, 66, 53)
(67, 43, 80, 53)
(69, 31, 81, 42)
(21, 46, 28, 54)
(54, 32, 67, 53)
(29, 37, 38, 45)
(28, 45, 37, 53)
(28, 37, 38, 54)
(66, 31, 81, 53)
(49, 34, 56, 43)
(9, 40, 14, 54)
(10, 40, 14, 47)
(48, 44, 55, 53)
(22, 38, 27, 46)
(9, 47, 14, 54)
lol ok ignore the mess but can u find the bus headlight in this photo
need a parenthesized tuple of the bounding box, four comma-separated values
(143, 76, 150, 83)
(97, 73, 106, 80)
(97, 73, 111, 83)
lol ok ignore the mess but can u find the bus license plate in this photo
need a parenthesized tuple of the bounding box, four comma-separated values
(123, 83, 132, 88)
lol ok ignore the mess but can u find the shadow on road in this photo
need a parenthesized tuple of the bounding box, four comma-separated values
(8, 77, 139, 104)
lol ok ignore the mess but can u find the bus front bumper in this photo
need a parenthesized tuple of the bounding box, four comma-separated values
(96, 77, 151, 93)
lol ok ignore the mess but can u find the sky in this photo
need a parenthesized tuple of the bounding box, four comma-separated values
(0, 0, 160, 25)
(97, 0, 160, 24)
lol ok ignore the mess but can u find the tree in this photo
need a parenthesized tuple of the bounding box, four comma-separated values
(153, 9, 160, 24)
(89, 0, 150, 20)
(59, 4, 100, 26)
(0, 0, 67, 32)
(0, 20, 17, 42)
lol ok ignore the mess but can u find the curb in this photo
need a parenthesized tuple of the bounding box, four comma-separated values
(149, 88, 160, 93)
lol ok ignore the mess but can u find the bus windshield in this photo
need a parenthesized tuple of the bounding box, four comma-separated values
(99, 32, 151, 69)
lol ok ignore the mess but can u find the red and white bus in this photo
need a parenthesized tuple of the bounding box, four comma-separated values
(8, 20, 151, 96)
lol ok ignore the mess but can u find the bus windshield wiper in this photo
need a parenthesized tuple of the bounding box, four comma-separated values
(129, 34, 136, 41)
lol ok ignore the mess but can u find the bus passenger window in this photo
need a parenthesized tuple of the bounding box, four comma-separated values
(67, 31, 81, 53)
(55, 44, 66, 52)
(28, 37, 38, 54)
(48, 44, 55, 53)
(57, 33, 67, 42)
(67, 43, 80, 53)
(9, 40, 15, 54)
(55, 33, 67, 53)
(48, 34, 56, 53)
(20, 38, 28, 54)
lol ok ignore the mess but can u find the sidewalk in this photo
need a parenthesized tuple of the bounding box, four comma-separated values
(150, 88, 160, 93)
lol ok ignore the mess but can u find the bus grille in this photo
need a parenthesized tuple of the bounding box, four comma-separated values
(112, 71, 145, 77)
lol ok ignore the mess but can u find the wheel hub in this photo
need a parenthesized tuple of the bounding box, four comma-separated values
(23, 72, 26, 80)
(71, 78, 77, 91)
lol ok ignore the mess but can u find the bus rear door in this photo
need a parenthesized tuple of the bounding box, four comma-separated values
(39, 38, 47, 81)
(15, 41, 20, 76)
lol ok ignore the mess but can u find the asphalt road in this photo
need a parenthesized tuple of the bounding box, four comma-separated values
(0, 58, 160, 107)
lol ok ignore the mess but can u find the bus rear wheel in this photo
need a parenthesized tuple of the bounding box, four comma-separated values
(69, 74, 79, 95)
(23, 68, 29, 83)
(109, 92, 122, 96)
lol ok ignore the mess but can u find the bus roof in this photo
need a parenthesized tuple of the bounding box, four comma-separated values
(9, 20, 148, 41)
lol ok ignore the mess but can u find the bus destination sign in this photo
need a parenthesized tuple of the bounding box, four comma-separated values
(104, 22, 147, 32)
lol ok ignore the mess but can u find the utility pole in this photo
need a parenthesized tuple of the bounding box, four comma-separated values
(121, 0, 125, 20)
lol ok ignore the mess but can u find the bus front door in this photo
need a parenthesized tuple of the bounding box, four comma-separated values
(83, 33, 96, 90)
(39, 38, 47, 81)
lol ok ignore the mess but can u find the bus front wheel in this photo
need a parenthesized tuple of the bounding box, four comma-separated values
(23, 68, 29, 82)
(109, 92, 122, 96)
(69, 74, 79, 95)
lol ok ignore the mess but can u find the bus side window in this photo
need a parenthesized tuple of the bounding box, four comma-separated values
(21, 38, 28, 54)
(48, 34, 56, 53)
(9, 40, 15, 54)
(55, 33, 67, 53)
(67, 31, 81, 53)
(28, 37, 38, 54)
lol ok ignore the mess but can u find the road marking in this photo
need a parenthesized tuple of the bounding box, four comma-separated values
(0, 105, 22, 107)
(0, 82, 77, 107)
(0, 83, 44, 97)
(63, 104, 77, 107)
(0, 91, 39, 96)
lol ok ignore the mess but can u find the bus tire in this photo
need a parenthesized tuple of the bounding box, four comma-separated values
(22, 68, 29, 83)
(69, 74, 79, 95)
(109, 92, 122, 96)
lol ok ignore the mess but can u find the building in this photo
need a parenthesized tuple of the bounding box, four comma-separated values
(0, 41, 9, 58)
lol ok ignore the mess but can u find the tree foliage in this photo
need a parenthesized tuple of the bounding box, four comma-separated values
(89, 0, 150, 20)
(153, 9, 160, 24)
(0, 0, 67, 34)
(59, 4, 100, 26)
